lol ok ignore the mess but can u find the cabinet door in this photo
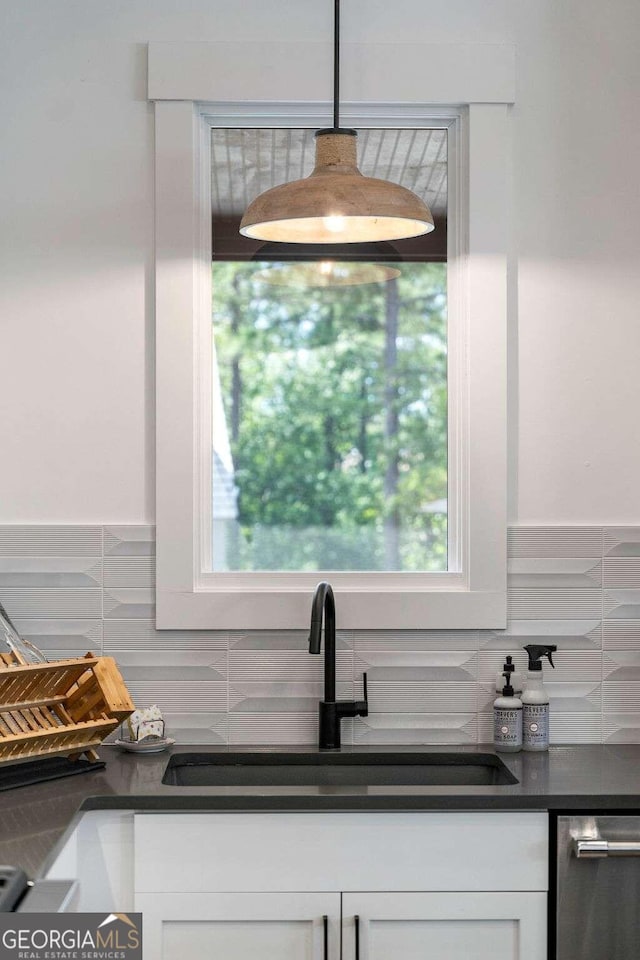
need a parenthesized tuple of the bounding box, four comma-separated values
(135, 891, 340, 960)
(342, 892, 546, 960)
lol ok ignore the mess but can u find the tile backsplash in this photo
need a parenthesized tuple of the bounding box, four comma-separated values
(1, 524, 639, 745)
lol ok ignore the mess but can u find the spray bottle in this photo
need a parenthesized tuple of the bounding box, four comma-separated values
(522, 644, 557, 751)
(493, 672, 523, 753)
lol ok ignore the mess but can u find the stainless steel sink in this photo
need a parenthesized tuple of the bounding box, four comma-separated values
(162, 752, 518, 787)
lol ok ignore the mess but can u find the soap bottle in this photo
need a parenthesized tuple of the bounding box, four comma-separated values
(522, 644, 557, 752)
(493, 672, 523, 753)
(495, 655, 523, 696)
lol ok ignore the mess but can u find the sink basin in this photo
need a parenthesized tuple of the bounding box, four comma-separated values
(162, 752, 518, 787)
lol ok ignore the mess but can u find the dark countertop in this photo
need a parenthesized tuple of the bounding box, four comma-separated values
(2, 743, 640, 878)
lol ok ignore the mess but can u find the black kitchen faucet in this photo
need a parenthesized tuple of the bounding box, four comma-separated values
(308, 581, 368, 749)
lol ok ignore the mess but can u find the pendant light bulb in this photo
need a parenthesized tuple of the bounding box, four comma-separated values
(324, 216, 347, 234)
(239, 2, 435, 245)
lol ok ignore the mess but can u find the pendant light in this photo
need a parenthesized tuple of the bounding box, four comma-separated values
(239, 0, 435, 245)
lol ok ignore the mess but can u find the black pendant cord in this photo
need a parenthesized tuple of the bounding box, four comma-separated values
(317, 0, 355, 138)
(333, 0, 340, 130)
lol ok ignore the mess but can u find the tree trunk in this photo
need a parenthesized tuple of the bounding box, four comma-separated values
(359, 376, 368, 474)
(383, 278, 400, 570)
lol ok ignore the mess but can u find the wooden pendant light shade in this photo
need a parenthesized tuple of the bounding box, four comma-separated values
(240, 131, 435, 245)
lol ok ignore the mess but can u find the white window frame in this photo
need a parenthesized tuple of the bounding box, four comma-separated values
(152, 40, 513, 630)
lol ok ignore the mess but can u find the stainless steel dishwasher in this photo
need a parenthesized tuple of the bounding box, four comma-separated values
(557, 815, 640, 959)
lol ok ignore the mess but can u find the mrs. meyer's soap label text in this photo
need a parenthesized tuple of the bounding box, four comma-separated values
(494, 707, 522, 748)
(523, 703, 549, 747)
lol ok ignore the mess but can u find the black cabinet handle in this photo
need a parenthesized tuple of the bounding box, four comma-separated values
(355, 914, 360, 960)
(323, 914, 328, 960)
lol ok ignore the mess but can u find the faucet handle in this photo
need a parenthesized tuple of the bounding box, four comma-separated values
(357, 671, 369, 717)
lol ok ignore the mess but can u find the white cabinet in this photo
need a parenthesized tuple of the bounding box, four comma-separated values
(137, 889, 546, 960)
(341, 892, 546, 960)
(134, 812, 548, 960)
(136, 891, 340, 960)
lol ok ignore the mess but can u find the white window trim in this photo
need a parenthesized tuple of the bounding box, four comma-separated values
(152, 41, 512, 630)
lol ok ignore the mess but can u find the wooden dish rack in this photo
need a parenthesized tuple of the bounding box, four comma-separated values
(0, 651, 134, 764)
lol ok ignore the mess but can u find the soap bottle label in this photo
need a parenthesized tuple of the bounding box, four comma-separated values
(523, 703, 549, 747)
(494, 707, 522, 748)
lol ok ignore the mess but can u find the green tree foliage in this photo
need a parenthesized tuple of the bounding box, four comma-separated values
(212, 260, 447, 571)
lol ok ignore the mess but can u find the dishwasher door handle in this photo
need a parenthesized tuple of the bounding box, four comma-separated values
(574, 838, 640, 858)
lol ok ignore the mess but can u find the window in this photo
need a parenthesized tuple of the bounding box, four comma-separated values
(211, 127, 448, 574)
(152, 41, 512, 629)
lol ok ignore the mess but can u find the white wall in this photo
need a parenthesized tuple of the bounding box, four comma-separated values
(1, 0, 638, 524)
(513, 1, 640, 523)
